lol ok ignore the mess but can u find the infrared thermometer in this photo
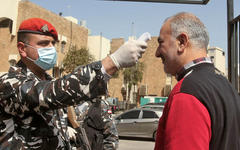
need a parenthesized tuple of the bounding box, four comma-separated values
(137, 32, 151, 42)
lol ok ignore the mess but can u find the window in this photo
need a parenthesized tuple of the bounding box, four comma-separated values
(8, 59, 16, 66)
(142, 110, 159, 119)
(8, 54, 17, 66)
(61, 41, 66, 53)
(0, 19, 12, 33)
(210, 56, 214, 62)
(121, 110, 140, 119)
(167, 74, 171, 78)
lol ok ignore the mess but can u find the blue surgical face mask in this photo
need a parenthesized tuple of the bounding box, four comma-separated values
(25, 44, 57, 70)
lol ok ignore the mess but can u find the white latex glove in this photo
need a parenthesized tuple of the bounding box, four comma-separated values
(67, 126, 77, 140)
(110, 40, 147, 69)
(110, 32, 151, 69)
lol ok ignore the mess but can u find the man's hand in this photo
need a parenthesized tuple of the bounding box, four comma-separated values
(110, 40, 147, 69)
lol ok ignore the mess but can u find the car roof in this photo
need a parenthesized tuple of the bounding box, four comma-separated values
(143, 102, 165, 106)
(121, 107, 162, 113)
(142, 105, 164, 107)
(114, 107, 162, 119)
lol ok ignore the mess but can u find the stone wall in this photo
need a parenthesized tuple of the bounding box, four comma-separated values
(108, 37, 177, 102)
(139, 37, 167, 96)
(108, 38, 125, 101)
(0, 0, 88, 73)
(0, 19, 17, 72)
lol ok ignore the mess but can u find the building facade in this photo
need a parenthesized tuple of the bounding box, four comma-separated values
(108, 38, 125, 101)
(108, 40, 227, 104)
(88, 35, 110, 60)
(107, 37, 178, 104)
(207, 47, 226, 76)
(0, 0, 88, 76)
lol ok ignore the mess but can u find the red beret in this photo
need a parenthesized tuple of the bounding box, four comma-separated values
(18, 18, 58, 41)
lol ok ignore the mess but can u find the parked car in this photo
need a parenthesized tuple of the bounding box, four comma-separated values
(141, 102, 165, 110)
(114, 108, 162, 141)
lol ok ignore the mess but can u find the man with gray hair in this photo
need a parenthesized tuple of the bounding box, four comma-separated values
(154, 12, 240, 150)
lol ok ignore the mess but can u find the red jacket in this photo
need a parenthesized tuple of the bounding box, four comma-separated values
(154, 79, 211, 150)
(155, 62, 240, 150)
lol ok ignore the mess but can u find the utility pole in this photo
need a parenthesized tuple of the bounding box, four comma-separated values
(227, 0, 235, 88)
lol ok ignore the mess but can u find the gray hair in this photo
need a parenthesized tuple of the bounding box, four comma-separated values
(166, 12, 209, 50)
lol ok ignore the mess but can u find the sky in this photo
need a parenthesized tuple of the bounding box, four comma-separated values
(29, 0, 240, 55)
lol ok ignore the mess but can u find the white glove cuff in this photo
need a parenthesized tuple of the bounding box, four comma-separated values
(109, 54, 121, 70)
(101, 66, 111, 81)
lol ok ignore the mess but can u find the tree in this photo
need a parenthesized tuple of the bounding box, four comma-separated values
(62, 46, 95, 73)
(122, 62, 144, 109)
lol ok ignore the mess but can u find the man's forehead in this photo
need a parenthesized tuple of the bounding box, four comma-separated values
(160, 22, 172, 37)
(161, 21, 170, 31)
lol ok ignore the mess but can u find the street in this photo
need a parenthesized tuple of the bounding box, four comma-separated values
(118, 137, 155, 150)
(112, 112, 155, 150)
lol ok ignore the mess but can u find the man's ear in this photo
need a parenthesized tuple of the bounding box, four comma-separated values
(17, 42, 27, 58)
(176, 33, 189, 53)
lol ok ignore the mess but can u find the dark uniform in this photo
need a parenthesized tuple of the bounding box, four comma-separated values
(71, 99, 119, 150)
(98, 100, 119, 150)
(0, 60, 107, 150)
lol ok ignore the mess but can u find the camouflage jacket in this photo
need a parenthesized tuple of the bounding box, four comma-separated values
(73, 99, 119, 150)
(0, 60, 107, 150)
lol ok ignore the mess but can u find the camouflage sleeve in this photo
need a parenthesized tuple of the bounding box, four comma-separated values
(102, 101, 119, 150)
(0, 61, 107, 115)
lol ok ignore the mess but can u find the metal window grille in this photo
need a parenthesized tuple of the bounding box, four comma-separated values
(228, 15, 240, 92)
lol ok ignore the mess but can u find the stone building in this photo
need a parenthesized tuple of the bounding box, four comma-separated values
(108, 38, 125, 100)
(108, 37, 178, 104)
(108, 38, 227, 105)
(88, 35, 110, 60)
(0, 0, 88, 76)
(207, 47, 226, 76)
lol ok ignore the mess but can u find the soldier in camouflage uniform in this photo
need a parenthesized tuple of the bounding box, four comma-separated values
(0, 18, 147, 150)
(67, 98, 119, 150)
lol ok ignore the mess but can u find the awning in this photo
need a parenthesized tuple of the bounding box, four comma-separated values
(103, 0, 210, 5)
